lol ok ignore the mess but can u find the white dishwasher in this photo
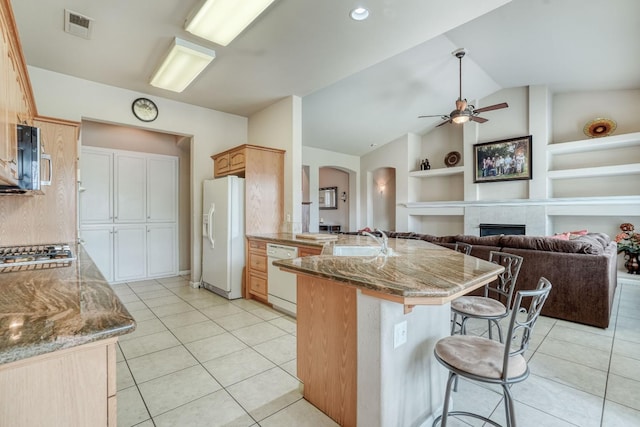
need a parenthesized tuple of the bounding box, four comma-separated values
(267, 243, 299, 317)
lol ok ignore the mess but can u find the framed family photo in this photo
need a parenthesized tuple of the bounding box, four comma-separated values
(473, 135, 532, 183)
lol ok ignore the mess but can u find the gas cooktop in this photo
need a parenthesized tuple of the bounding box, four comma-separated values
(0, 244, 75, 272)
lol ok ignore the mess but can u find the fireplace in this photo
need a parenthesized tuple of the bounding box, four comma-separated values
(480, 223, 526, 237)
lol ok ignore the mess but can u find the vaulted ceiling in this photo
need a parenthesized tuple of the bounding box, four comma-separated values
(12, 0, 640, 155)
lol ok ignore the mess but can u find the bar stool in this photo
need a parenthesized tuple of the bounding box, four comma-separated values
(433, 277, 552, 427)
(450, 251, 523, 341)
(453, 241, 472, 255)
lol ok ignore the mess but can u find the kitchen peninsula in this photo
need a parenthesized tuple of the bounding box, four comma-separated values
(0, 245, 135, 426)
(273, 235, 504, 427)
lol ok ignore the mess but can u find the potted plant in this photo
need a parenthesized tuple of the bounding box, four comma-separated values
(615, 223, 640, 274)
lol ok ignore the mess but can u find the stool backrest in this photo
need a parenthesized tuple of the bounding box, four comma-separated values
(454, 242, 472, 255)
(487, 251, 524, 308)
(502, 277, 552, 377)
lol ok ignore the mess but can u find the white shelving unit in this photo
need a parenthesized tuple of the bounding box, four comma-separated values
(546, 131, 640, 154)
(546, 131, 640, 180)
(408, 166, 464, 178)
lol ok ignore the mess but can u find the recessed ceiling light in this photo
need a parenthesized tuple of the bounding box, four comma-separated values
(350, 7, 369, 21)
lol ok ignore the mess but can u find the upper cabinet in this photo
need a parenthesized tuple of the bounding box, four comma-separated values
(212, 145, 248, 178)
(0, 117, 79, 246)
(0, 0, 36, 186)
(81, 147, 178, 225)
(211, 144, 285, 235)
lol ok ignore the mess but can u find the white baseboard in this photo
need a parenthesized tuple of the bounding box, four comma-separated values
(189, 280, 201, 289)
(179, 269, 191, 276)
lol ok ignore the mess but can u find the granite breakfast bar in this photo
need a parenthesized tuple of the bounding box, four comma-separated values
(0, 245, 136, 427)
(274, 236, 504, 427)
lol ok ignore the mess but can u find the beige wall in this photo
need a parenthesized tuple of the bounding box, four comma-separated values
(28, 66, 248, 283)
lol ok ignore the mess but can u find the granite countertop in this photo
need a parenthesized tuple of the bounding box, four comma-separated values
(0, 245, 136, 365)
(265, 234, 504, 301)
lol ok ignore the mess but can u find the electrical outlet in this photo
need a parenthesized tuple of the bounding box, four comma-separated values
(394, 320, 407, 349)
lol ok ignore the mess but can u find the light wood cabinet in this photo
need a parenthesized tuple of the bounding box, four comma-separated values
(244, 238, 324, 303)
(228, 146, 246, 174)
(213, 152, 230, 177)
(211, 144, 285, 235)
(213, 145, 247, 178)
(298, 245, 323, 257)
(0, 0, 36, 186)
(0, 117, 79, 246)
(0, 338, 118, 427)
(247, 238, 268, 302)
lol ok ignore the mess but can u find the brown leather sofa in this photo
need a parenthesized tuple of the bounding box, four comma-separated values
(383, 231, 618, 329)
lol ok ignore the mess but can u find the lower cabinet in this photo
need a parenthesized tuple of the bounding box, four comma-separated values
(81, 223, 176, 283)
(114, 225, 147, 282)
(246, 239, 268, 302)
(147, 223, 178, 278)
(81, 226, 114, 282)
(0, 339, 117, 427)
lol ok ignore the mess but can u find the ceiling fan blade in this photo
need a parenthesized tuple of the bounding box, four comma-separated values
(470, 116, 488, 123)
(473, 102, 508, 114)
(436, 120, 451, 127)
(418, 114, 447, 119)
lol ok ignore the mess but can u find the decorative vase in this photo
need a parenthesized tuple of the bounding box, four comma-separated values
(624, 251, 640, 275)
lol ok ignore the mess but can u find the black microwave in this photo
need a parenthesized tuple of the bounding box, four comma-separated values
(0, 125, 51, 194)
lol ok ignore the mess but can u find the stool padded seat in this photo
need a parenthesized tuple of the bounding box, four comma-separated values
(451, 296, 507, 317)
(435, 335, 527, 380)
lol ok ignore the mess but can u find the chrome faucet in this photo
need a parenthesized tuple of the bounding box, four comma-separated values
(362, 229, 390, 256)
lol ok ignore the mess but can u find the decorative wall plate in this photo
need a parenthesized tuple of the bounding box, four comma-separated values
(444, 151, 461, 167)
(583, 118, 616, 138)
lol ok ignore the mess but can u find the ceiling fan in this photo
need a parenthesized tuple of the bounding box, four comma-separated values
(419, 48, 508, 126)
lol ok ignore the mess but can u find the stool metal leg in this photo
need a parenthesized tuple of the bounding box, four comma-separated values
(503, 384, 517, 427)
(433, 371, 457, 427)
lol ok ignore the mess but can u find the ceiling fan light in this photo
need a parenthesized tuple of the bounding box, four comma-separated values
(451, 115, 470, 124)
(450, 110, 470, 124)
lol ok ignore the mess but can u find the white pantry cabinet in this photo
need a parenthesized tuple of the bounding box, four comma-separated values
(114, 153, 146, 223)
(81, 224, 177, 283)
(113, 224, 147, 282)
(80, 147, 178, 283)
(147, 223, 178, 278)
(80, 148, 177, 224)
(80, 226, 114, 282)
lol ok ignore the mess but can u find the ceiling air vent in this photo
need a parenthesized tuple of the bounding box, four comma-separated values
(64, 9, 94, 39)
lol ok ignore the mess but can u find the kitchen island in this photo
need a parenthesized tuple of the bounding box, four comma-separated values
(273, 235, 504, 427)
(0, 244, 135, 426)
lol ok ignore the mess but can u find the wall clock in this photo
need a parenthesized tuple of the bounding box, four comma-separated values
(131, 97, 158, 122)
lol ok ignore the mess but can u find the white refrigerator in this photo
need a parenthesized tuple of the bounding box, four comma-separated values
(201, 176, 245, 299)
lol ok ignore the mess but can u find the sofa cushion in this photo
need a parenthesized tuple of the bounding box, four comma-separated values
(499, 234, 605, 255)
(453, 234, 504, 247)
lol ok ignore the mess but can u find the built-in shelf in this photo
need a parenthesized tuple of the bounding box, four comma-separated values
(547, 163, 640, 180)
(408, 166, 464, 178)
(546, 131, 640, 154)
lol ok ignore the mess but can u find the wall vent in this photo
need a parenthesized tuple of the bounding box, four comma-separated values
(64, 9, 94, 39)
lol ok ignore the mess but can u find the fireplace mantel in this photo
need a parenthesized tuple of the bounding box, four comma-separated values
(403, 195, 640, 236)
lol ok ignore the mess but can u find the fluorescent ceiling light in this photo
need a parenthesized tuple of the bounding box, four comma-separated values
(185, 0, 275, 46)
(150, 38, 215, 93)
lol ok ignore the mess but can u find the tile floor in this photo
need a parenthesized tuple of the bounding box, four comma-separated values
(113, 276, 640, 427)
